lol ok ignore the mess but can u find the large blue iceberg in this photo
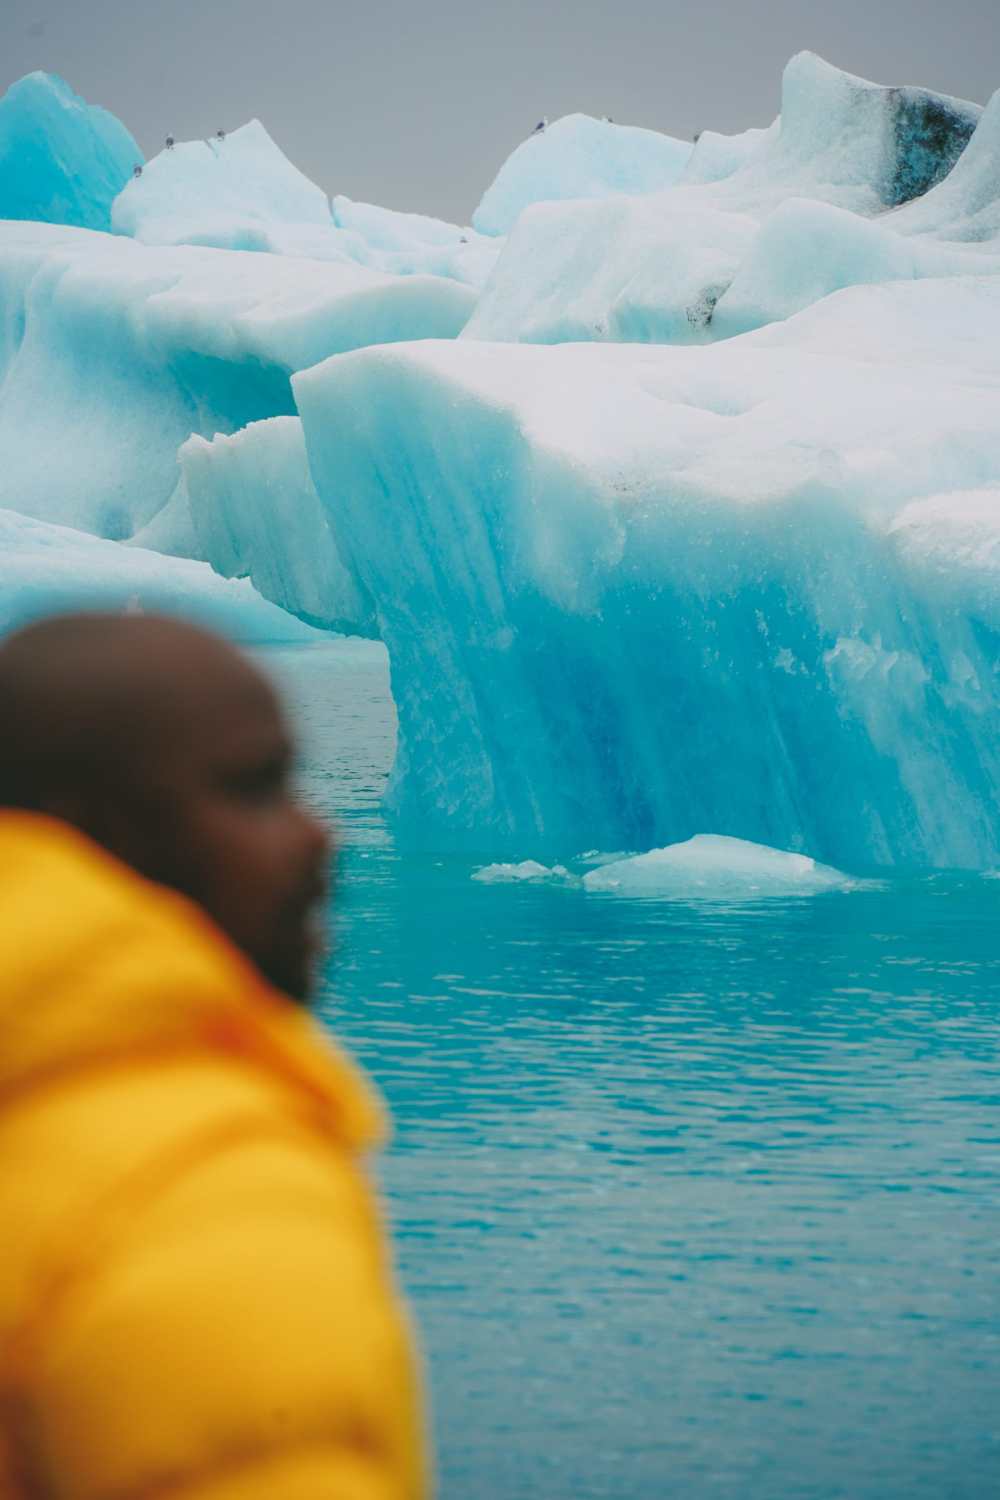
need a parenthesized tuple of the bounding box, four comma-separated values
(0, 73, 141, 232)
(295, 276, 1000, 869)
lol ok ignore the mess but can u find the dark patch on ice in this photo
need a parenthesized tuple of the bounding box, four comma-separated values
(688, 282, 729, 331)
(888, 89, 980, 207)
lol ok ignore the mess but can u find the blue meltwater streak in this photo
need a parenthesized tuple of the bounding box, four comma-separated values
(265, 638, 1000, 1500)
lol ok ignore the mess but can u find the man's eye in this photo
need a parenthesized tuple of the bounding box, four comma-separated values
(223, 761, 286, 803)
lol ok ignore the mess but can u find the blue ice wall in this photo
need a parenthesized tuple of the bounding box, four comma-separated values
(296, 278, 1000, 870)
(0, 73, 141, 232)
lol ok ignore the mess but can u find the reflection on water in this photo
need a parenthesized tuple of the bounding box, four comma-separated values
(266, 639, 1000, 1500)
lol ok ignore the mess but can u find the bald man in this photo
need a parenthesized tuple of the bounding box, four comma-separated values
(0, 614, 428, 1500)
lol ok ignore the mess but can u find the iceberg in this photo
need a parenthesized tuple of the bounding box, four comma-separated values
(714, 89, 1000, 335)
(0, 508, 316, 643)
(464, 53, 982, 344)
(472, 113, 692, 236)
(581, 835, 855, 897)
(0, 221, 474, 540)
(295, 275, 1000, 870)
(179, 417, 376, 636)
(110, 131, 500, 288)
(111, 119, 331, 248)
(0, 72, 141, 232)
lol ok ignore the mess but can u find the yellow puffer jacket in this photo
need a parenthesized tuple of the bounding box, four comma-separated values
(0, 814, 428, 1500)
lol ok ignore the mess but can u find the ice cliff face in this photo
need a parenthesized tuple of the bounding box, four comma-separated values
(0, 73, 141, 232)
(179, 418, 376, 637)
(295, 277, 1000, 869)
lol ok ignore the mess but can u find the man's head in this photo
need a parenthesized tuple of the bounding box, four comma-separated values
(0, 614, 331, 1002)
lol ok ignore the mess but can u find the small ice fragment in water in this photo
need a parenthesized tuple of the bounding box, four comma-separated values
(472, 860, 571, 884)
(582, 834, 855, 898)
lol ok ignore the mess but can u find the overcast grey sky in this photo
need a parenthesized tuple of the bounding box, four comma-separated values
(4, 0, 997, 223)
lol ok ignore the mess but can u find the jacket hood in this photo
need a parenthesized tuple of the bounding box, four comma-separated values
(0, 812, 384, 1147)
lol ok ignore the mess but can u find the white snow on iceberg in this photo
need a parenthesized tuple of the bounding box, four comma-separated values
(0, 72, 141, 232)
(111, 119, 330, 249)
(472, 112, 692, 236)
(582, 836, 855, 898)
(714, 88, 1000, 336)
(465, 53, 982, 345)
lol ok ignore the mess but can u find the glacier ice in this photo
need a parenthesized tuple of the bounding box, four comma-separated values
(465, 53, 982, 345)
(581, 836, 855, 897)
(111, 119, 330, 248)
(0, 508, 316, 643)
(109, 123, 500, 288)
(464, 194, 758, 344)
(0, 221, 474, 539)
(0, 72, 141, 232)
(472, 113, 692, 236)
(180, 417, 375, 636)
(714, 89, 1000, 335)
(295, 275, 1000, 869)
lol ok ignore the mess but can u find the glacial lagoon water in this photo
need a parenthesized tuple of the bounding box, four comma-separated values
(267, 637, 1000, 1500)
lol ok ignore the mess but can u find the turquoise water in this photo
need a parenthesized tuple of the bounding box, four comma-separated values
(268, 638, 1000, 1500)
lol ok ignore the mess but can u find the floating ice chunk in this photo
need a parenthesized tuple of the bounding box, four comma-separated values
(0, 222, 474, 540)
(295, 276, 1000, 869)
(582, 835, 854, 897)
(0, 72, 141, 232)
(473, 113, 691, 236)
(472, 860, 572, 883)
(180, 417, 376, 636)
(112, 119, 331, 246)
(0, 508, 317, 643)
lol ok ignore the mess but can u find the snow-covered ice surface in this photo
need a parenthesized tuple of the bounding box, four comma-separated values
(715, 88, 1000, 335)
(109, 122, 500, 288)
(0, 508, 316, 642)
(581, 835, 856, 897)
(296, 275, 1000, 869)
(0, 221, 474, 539)
(180, 417, 376, 637)
(111, 119, 330, 248)
(0, 72, 140, 232)
(473, 113, 692, 236)
(465, 53, 982, 344)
